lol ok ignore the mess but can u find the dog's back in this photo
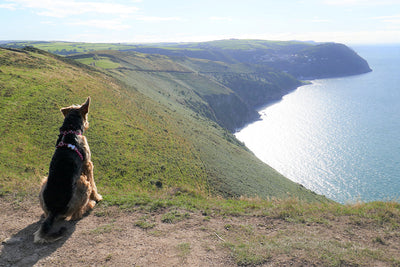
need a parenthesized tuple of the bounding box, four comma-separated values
(44, 145, 84, 214)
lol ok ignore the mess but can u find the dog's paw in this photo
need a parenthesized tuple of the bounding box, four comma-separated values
(33, 230, 46, 244)
(88, 200, 96, 209)
(93, 193, 103, 202)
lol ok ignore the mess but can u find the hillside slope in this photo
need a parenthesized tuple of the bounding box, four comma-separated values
(0, 47, 327, 202)
(0, 47, 206, 197)
(69, 50, 301, 131)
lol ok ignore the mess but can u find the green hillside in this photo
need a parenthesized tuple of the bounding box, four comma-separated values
(68, 50, 301, 131)
(0, 47, 327, 202)
(0, 47, 205, 197)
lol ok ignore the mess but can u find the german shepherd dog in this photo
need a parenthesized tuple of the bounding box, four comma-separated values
(34, 97, 102, 243)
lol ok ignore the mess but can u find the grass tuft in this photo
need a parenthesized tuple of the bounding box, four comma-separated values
(161, 210, 190, 224)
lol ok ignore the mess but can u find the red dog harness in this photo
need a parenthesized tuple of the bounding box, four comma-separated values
(56, 130, 84, 161)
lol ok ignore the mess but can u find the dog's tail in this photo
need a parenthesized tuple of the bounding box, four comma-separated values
(34, 212, 66, 244)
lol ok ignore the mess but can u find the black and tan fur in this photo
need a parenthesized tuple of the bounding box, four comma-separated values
(34, 97, 102, 243)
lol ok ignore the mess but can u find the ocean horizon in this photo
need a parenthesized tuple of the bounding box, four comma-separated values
(235, 45, 400, 203)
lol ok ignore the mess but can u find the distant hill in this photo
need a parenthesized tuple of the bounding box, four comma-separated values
(124, 39, 372, 79)
(0, 46, 327, 202)
(2, 39, 371, 80)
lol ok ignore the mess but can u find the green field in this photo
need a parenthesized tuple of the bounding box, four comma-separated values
(1, 41, 138, 55)
(75, 55, 120, 69)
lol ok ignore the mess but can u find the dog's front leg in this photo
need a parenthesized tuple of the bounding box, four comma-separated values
(80, 135, 102, 202)
(84, 160, 102, 202)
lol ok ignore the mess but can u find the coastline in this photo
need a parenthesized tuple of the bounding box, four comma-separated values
(233, 81, 311, 133)
(233, 66, 373, 134)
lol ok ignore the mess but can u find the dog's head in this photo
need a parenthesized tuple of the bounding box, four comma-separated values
(60, 97, 91, 131)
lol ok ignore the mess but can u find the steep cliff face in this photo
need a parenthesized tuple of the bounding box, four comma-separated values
(208, 72, 302, 108)
(204, 92, 259, 131)
(202, 71, 302, 131)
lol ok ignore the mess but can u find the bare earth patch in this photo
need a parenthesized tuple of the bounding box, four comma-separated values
(1, 197, 400, 266)
(0, 197, 234, 266)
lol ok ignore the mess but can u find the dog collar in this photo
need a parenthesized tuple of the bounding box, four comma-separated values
(56, 141, 84, 161)
(60, 130, 82, 136)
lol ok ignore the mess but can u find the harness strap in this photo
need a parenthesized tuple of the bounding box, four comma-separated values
(56, 141, 84, 161)
(56, 130, 84, 161)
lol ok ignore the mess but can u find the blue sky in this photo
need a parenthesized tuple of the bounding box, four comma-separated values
(1, 0, 400, 44)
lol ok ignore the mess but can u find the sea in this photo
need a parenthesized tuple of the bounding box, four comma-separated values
(235, 45, 400, 203)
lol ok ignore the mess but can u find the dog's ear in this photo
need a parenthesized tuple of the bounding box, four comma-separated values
(60, 107, 72, 117)
(80, 97, 90, 115)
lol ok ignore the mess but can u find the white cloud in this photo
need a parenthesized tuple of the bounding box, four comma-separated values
(4, 0, 139, 18)
(0, 3, 17, 10)
(374, 14, 400, 19)
(373, 14, 400, 22)
(209, 17, 233, 22)
(324, 0, 399, 5)
(135, 16, 182, 22)
(68, 19, 131, 30)
(40, 20, 56, 25)
(372, 14, 400, 29)
(311, 18, 331, 23)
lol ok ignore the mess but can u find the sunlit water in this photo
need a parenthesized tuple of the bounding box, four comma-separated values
(235, 45, 400, 203)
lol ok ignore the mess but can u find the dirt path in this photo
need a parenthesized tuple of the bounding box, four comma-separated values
(2, 197, 400, 266)
(0, 197, 236, 266)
